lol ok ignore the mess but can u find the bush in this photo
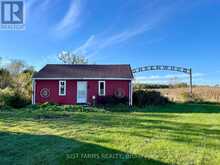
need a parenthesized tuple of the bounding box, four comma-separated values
(132, 90, 146, 107)
(25, 104, 39, 110)
(133, 90, 169, 107)
(0, 87, 31, 108)
(63, 105, 75, 111)
(3, 94, 30, 108)
(29, 102, 92, 112)
(0, 105, 12, 111)
(97, 96, 129, 106)
(0, 88, 15, 106)
(145, 91, 169, 105)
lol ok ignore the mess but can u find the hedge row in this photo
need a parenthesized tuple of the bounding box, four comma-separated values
(133, 90, 169, 107)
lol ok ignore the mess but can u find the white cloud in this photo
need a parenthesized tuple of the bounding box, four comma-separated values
(54, 0, 82, 35)
(71, 1, 205, 59)
(26, 0, 38, 10)
(38, 0, 52, 11)
(99, 24, 153, 49)
(72, 1, 179, 58)
(163, 73, 204, 79)
(72, 24, 154, 58)
(192, 73, 205, 78)
(73, 35, 96, 55)
(26, 0, 53, 14)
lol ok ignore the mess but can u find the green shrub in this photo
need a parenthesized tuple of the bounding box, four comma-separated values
(63, 105, 74, 111)
(97, 96, 129, 106)
(0, 105, 12, 111)
(145, 91, 169, 105)
(133, 90, 169, 107)
(0, 88, 14, 106)
(4, 94, 30, 108)
(25, 104, 40, 110)
(0, 87, 31, 108)
(33, 103, 91, 112)
(133, 90, 146, 107)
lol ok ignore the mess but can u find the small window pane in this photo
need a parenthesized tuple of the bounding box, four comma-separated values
(100, 89, 104, 95)
(99, 81, 105, 96)
(100, 82, 104, 89)
(59, 81, 66, 96)
(60, 87, 64, 94)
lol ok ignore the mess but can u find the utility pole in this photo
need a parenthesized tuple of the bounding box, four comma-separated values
(189, 68, 193, 96)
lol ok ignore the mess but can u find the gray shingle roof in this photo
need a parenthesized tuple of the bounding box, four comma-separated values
(33, 64, 133, 79)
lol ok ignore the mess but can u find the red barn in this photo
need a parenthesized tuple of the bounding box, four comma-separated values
(32, 64, 134, 106)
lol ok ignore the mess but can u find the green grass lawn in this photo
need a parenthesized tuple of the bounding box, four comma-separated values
(0, 103, 220, 165)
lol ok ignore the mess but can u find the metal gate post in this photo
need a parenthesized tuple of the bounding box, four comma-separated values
(189, 68, 193, 96)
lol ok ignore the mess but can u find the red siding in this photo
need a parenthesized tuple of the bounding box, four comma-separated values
(35, 80, 130, 105)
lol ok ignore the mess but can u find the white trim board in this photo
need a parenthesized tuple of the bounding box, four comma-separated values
(32, 79, 36, 105)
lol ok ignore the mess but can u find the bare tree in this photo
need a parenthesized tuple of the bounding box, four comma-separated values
(58, 51, 88, 64)
(0, 68, 12, 89)
(6, 59, 26, 75)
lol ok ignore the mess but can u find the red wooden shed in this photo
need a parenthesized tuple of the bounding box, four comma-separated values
(32, 64, 134, 106)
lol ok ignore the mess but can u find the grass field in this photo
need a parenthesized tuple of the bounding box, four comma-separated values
(0, 103, 220, 165)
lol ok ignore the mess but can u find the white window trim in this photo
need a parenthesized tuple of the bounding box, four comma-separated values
(98, 81, 106, 96)
(59, 80, 66, 96)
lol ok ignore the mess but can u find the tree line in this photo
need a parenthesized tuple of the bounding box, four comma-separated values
(0, 58, 35, 107)
(133, 83, 188, 91)
(0, 52, 88, 108)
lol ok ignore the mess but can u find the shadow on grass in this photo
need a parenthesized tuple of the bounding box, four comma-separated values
(133, 103, 220, 113)
(0, 131, 169, 165)
(0, 102, 220, 159)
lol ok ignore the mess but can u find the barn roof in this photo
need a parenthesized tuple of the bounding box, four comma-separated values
(33, 64, 134, 79)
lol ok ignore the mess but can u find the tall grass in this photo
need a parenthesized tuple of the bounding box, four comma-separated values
(153, 86, 220, 102)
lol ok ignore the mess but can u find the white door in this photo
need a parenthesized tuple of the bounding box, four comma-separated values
(77, 81, 87, 103)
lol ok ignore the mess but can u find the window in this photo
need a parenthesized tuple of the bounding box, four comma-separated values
(59, 80, 66, 96)
(98, 81, 105, 96)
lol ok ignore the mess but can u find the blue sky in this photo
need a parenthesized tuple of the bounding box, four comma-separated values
(0, 0, 220, 85)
